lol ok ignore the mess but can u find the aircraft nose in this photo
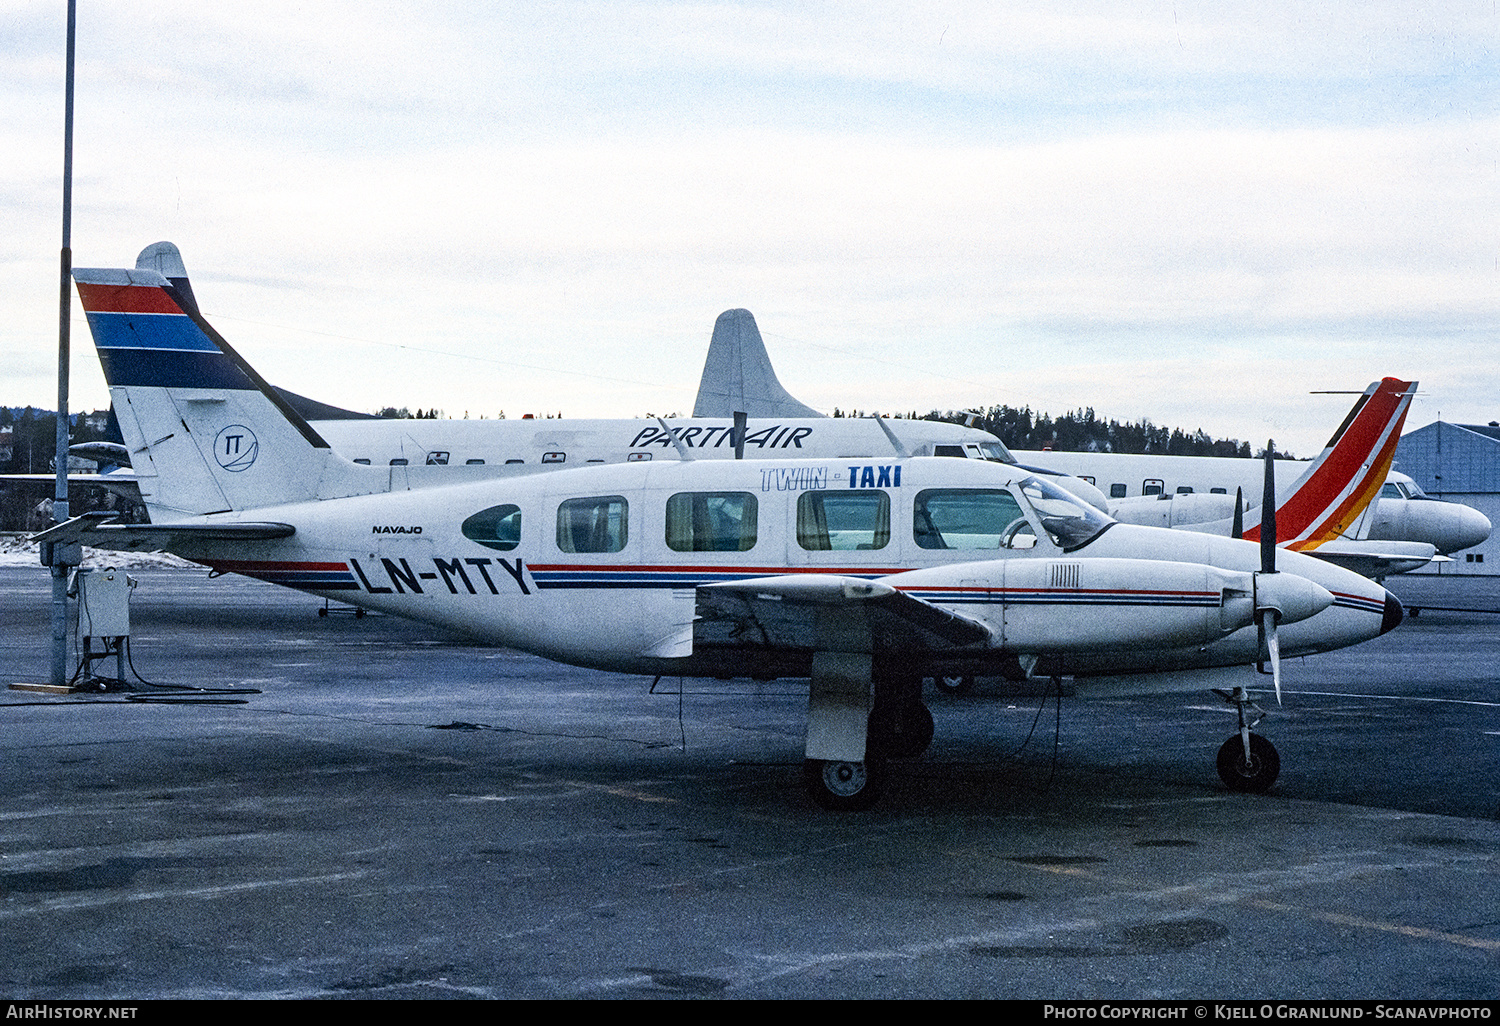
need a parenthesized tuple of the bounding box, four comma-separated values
(1451, 504, 1493, 554)
(1381, 591, 1404, 635)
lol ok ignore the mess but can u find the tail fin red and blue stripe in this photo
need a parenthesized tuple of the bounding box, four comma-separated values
(74, 265, 373, 517)
(1240, 378, 1416, 551)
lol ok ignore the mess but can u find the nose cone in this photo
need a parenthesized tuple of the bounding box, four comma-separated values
(1448, 504, 1493, 555)
(1381, 591, 1404, 635)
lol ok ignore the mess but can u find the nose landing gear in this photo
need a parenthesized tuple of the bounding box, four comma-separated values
(1213, 686, 1281, 793)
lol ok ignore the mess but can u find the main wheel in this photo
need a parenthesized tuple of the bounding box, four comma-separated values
(804, 758, 887, 811)
(931, 675, 974, 695)
(867, 701, 935, 758)
(1217, 733, 1280, 793)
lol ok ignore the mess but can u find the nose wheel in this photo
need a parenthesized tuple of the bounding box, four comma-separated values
(1216, 732, 1280, 792)
(1212, 686, 1281, 793)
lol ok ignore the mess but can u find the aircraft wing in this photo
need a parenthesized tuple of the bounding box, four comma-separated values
(1301, 539, 1438, 578)
(30, 512, 295, 553)
(695, 575, 993, 655)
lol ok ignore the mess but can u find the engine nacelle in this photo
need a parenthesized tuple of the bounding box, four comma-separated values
(1110, 492, 1242, 529)
(889, 557, 1331, 653)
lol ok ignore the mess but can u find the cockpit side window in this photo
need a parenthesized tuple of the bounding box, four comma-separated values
(1379, 483, 1403, 499)
(556, 495, 628, 553)
(913, 488, 1027, 549)
(666, 492, 758, 552)
(797, 491, 890, 550)
(462, 504, 523, 551)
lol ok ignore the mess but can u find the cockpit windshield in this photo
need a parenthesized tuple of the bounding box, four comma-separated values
(977, 440, 1014, 463)
(1017, 476, 1113, 550)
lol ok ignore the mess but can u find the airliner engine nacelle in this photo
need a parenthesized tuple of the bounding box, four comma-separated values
(1110, 492, 1242, 529)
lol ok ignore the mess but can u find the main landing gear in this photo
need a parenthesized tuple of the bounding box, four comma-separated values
(803, 691, 935, 811)
(1213, 686, 1281, 793)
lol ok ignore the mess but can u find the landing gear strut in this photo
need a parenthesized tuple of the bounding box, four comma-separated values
(1213, 686, 1281, 793)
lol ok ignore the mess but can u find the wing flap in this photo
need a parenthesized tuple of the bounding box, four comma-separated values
(695, 574, 993, 655)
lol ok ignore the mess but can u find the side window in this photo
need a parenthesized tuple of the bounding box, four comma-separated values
(913, 489, 1028, 549)
(465, 458, 486, 466)
(1209, 487, 1226, 494)
(1109, 483, 1127, 499)
(666, 492, 758, 552)
(1142, 479, 1163, 496)
(1379, 483, 1402, 499)
(426, 451, 450, 466)
(556, 495, 628, 553)
(462, 504, 522, 551)
(389, 458, 409, 466)
(933, 444, 966, 458)
(1176, 486, 1193, 494)
(797, 491, 889, 551)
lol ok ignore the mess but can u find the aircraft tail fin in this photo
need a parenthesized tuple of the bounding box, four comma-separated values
(692, 309, 824, 419)
(1243, 378, 1416, 551)
(73, 264, 380, 517)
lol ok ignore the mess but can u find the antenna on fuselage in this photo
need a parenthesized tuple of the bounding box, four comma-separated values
(870, 413, 911, 459)
(656, 418, 695, 461)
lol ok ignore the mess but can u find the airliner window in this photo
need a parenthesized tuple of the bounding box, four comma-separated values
(797, 491, 889, 551)
(462, 504, 522, 551)
(1017, 477, 1112, 550)
(1379, 483, 1402, 499)
(426, 451, 450, 466)
(914, 489, 1026, 549)
(1109, 483, 1127, 499)
(556, 495, 628, 553)
(666, 492, 758, 552)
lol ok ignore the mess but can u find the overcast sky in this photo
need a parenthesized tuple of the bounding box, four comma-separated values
(3, 2, 1496, 456)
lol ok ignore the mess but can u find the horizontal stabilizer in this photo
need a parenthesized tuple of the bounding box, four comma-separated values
(1299, 538, 1436, 578)
(31, 512, 294, 553)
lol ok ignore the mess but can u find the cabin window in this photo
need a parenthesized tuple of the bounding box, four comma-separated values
(465, 458, 486, 466)
(426, 451, 450, 466)
(1210, 487, 1226, 494)
(505, 459, 525, 465)
(914, 488, 1027, 549)
(389, 458, 409, 466)
(556, 495, 628, 553)
(797, 491, 889, 551)
(461, 504, 523, 551)
(542, 452, 566, 464)
(1176, 486, 1193, 494)
(666, 492, 758, 552)
(1109, 483, 1127, 499)
(354, 458, 371, 465)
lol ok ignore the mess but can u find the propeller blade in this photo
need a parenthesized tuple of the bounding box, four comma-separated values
(1261, 441, 1277, 575)
(1265, 613, 1282, 705)
(1255, 609, 1283, 706)
(1232, 487, 1244, 540)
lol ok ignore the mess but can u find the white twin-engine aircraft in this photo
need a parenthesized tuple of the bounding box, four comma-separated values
(46, 264, 1404, 811)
